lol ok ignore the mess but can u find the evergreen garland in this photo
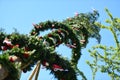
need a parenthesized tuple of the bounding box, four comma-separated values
(0, 10, 100, 80)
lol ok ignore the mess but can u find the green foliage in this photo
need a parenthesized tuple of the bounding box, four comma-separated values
(87, 9, 120, 80)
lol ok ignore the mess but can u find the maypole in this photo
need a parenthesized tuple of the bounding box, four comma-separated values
(0, 10, 100, 80)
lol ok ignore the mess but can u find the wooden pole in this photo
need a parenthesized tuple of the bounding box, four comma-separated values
(28, 61, 41, 80)
(35, 61, 41, 80)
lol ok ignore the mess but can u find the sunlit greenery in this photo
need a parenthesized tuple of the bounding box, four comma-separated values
(87, 9, 120, 80)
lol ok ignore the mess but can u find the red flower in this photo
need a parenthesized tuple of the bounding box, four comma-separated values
(9, 57, 14, 62)
(1, 46, 8, 51)
(3, 38, 13, 49)
(52, 64, 63, 71)
(8, 44, 13, 49)
(1, 43, 13, 51)
(23, 52, 29, 58)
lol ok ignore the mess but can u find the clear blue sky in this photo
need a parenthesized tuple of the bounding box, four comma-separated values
(0, 0, 120, 80)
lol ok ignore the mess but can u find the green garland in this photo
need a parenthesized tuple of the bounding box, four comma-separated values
(31, 21, 82, 65)
(0, 11, 100, 80)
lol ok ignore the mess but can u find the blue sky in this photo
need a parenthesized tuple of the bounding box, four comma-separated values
(0, 0, 120, 80)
